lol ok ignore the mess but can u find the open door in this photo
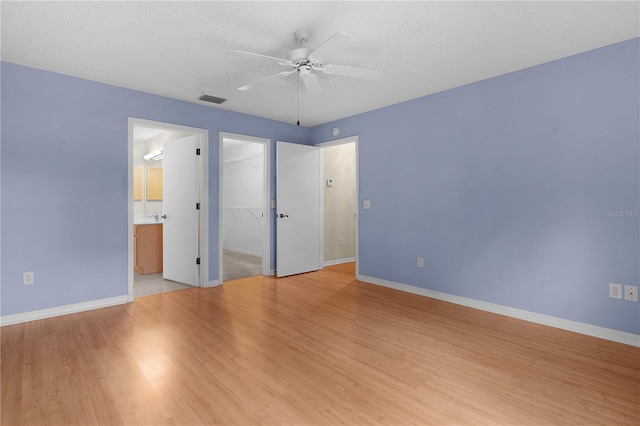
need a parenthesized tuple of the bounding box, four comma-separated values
(276, 141, 321, 277)
(163, 135, 200, 286)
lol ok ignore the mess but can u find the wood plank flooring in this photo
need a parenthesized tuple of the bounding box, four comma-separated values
(2, 263, 639, 425)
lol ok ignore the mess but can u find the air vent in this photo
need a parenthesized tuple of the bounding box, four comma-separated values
(198, 95, 226, 104)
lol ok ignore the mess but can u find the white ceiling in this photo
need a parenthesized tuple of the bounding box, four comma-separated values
(2, 1, 638, 127)
(134, 127, 164, 144)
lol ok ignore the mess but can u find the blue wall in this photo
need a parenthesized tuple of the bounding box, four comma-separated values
(1, 62, 309, 316)
(3, 38, 639, 335)
(312, 38, 640, 335)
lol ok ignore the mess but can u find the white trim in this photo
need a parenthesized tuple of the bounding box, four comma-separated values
(128, 121, 135, 302)
(128, 118, 209, 299)
(315, 137, 358, 149)
(219, 132, 271, 285)
(319, 147, 325, 268)
(324, 257, 356, 267)
(358, 275, 640, 347)
(199, 132, 210, 291)
(315, 136, 359, 277)
(1, 296, 128, 326)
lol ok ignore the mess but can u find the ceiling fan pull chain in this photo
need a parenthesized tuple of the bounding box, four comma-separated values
(297, 68, 300, 126)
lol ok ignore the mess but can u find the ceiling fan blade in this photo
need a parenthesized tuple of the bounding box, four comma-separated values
(301, 73, 324, 98)
(308, 32, 354, 63)
(322, 64, 384, 81)
(238, 70, 296, 91)
(235, 50, 293, 66)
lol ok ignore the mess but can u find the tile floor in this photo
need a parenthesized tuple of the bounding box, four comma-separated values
(133, 272, 192, 298)
(134, 247, 263, 297)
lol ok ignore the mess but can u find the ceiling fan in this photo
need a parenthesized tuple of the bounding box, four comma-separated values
(236, 29, 384, 99)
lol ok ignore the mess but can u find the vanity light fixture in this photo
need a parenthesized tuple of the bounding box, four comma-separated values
(144, 150, 163, 161)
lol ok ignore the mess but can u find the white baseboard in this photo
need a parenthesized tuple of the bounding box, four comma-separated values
(324, 257, 356, 267)
(1, 295, 129, 326)
(358, 275, 640, 348)
(223, 246, 262, 257)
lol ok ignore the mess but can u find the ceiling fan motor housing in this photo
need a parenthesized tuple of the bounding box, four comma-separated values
(287, 47, 313, 65)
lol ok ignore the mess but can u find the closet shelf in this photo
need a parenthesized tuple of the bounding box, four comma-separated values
(224, 152, 262, 171)
(224, 152, 262, 164)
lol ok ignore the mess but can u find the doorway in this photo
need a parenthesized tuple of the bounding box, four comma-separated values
(273, 137, 358, 278)
(219, 132, 270, 283)
(318, 137, 358, 277)
(128, 118, 209, 300)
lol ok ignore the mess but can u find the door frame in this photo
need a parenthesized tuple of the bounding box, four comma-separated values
(127, 117, 210, 301)
(219, 132, 271, 283)
(315, 136, 360, 278)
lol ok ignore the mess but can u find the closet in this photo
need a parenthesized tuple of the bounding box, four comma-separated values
(222, 139, 265, 280)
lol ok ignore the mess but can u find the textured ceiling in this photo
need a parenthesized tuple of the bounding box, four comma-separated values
(2, 1, 638, 127)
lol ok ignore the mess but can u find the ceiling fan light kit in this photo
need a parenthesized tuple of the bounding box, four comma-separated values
(236, 29, 384, 125)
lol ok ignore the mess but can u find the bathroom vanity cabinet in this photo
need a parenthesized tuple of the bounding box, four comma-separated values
(134, 223, 163, 274)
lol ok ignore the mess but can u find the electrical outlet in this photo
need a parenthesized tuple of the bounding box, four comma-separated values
(609, 283, 622, 299)
(23, 272, 34, 286)
(624, 285, 638, 302)
(417, 257, 424, 268)
(338, 237, 344, 247)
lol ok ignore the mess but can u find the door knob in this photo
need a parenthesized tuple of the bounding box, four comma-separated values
(279, 213, 289, 218)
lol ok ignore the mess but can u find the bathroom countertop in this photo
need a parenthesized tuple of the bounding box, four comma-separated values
(134, 216, 163, 225)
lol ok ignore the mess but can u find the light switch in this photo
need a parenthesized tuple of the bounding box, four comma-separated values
(363, 200, 371, 209)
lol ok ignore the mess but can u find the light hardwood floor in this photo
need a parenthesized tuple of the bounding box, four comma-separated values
(2, 263, 639, 425)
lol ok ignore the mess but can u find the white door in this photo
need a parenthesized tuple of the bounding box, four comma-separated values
(276, 141, 321, 277)
(163, 135, 200, 286)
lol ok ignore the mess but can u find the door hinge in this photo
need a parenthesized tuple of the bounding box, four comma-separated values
(196, 202, 200, 210)
(196, 148, 201, 155)
(196, 258, 201, 265)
